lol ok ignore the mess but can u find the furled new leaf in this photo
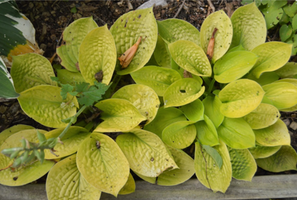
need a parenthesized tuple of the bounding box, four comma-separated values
(180, 99, 204, 122)
(196, 115, 219, 146)
(202, 95, 224, 128)
(249, 144, 281, 159)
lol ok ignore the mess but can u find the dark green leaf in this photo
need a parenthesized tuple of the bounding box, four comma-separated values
(279, 24, 293, 41)
(60, 84, 75, 99)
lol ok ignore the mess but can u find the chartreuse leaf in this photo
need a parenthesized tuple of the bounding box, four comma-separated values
(200, 10, 233, 63)
(46, 154, 101, 200)
(256, 145, 297, 172)
(157, 18, 200, 46)
(131, 66, 182, 96)
(136, 146, 195, 186)
(116, 129, 178, 177)
(196, 115, 219, 146)
(254, 119, 291, 147)
(112, 84, 160, 124)
(57, 69, 85, 85)
(249, 144, 281, 159)
(243, 103, 280, 129)
(76, 132, 130, 197)
(79, 25, 116, 85)
(262, 81, 297, 110)
(218, 118, 255, 149)
(153, 35, 171, 68)
(163, 78, 205, 108)
(246, 71, 279, 86)
(228, 147, 257, 181)
(0, 125, 34, 146)
(251, 42, 292, 78)
(180, 99, 204, 122)
(202, 95, 224, 128)
(110, 7, 158, 75)
(11, 53, 57, 93)
(119, 173, 135, 195)
(44, 126, 90, 159)
(214, 50, 258, 83)
(162, 121, 196, 149)
(275, 62, 297, 78)
(144, 107, 186, 138)
(57, 17, 98, 72)
(231, 3, 266, 51)
(168, 40, 211, 77)
(194, 141, 232, 193)
(219, 79, 265, 118)
(94, 98, 146, 132)
(202, 145, 223, 169)
(0, 129, 55, 186)
(0, 57, 19, 98)
(18, 85, 78, 128)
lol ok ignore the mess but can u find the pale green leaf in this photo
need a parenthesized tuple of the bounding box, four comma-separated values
(202, 95, 224, 128)
(0, 125, 34, 146)
(153, 35, 171, 68)
(180, 99, 204, 122)
(196, 115, 219, 146)
(249, 144, 281, 159)
(119, 173, 135, 195)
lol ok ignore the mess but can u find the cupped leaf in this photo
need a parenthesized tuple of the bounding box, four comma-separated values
(163, 78, 205, 108)
(0, 57, 19, 98)
(243, 103, 280, 129)
(256, 145, 297, 172)
(18, 85, 78, 128)
(11, 53, 57, 93)
(79, 25, 116, 85)
(57, 17, 98, 72)
(94, 98, 146, 132)
(119, 173, 135, 195)
(200, 10, 233, 63)
(202, 95, 224, 128)
(153, 35, 171, 68)
(194, 141, 232, 193)
(214, 50, 258, 83)
(254, 119, 291, 147)
(131, 66, 182, 96)
(217, 118, 255, 149)
(110, 7, 158, 75)
(44, 126, 91, 159)
(162, 121, 196, 149)
(76, 132, 130, 197)
(219, 79, 265, 118)
(249, 144, 281, 159)
(180, 99, 204, 122)
(196, 115, 219, 146)
(231, 2, 266, 51)
(168, 40, 211, 77)
(116, 129, 177, 177)
(275, 62, 297, 78)
(46, 154, 101, 200)
(112, 84, 160, 124)
(144, 107, 187, 138)
(57, 69, 85, 85)
(251, 42, 292, 78)
(228, 147, 257, 181)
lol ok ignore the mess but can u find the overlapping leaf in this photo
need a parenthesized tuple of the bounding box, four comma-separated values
(202, 95, 224, 128)
(196, 115, 219, 146)
(249, 144, 281, 159)
(180, 99, 204, 122)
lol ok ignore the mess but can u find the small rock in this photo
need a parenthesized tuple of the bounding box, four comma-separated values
(290, 121, 297, 130)
(283, 118, 291, 126)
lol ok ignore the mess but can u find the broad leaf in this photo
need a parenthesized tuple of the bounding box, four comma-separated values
(0, 124, 34, 146)
(202, 95, 224, 128)
(196, 115, 219, 146)
(249, 144, 281, 159)
(180, 99, 204, 122)
(76, 132, 130, 197)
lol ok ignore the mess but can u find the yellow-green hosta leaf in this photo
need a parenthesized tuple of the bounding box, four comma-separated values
(276, 78, 297, 87)
(131, 66, 182, 96)
(202, 95, 224, 128)
(18, 85, 78, 128)
(168, 40, 211, 77)
(280, 104, 297, 112)
(217, 118, 255, 149)
(214, 51, 258, 83)
(44, 126, 90, 159)
(219, 79, 265, 118)
(144, 107, 186, 138)
(0, 125, 34, 146)
(11, 53, 57, 93)
(112, 84, 160, 124)
(256, 145, 297, 172)
(275, 62, 297, 78)
(254, 119, 291, 147)
(0, 129, 55, 186)
(153, 35, 171, 68)
(76, 132, 130, 197)
(249, 144, 281, 159)
(251, 42, 292, 78)
(196, 115, 219, 147)
(180, 99, 204, 122)
(119, 173, 135, 195)
(79, 25, 116, 85)
(243, 103, 280, 130)
(94, 98, 146, 132)
(110, 7, 158, 75)
(162, 121, 196, 149)
(231, 3, 266, 51)
(157, 18, 200, 46)
(163, 78, 205, 108)
(262, 81, 297, 110)
(200, 10, 233, 63)
(246, 71, 280, 86)
(194, 141, 232, 193)
(57, 69, 85, 85)
(228, 147, 257, 181)
(46, 154, 101, 200)
(57, 17, 98, 72)
(116, 129, 177, 177)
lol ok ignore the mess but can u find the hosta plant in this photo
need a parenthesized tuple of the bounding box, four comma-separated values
(1, 3, 297, 199)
